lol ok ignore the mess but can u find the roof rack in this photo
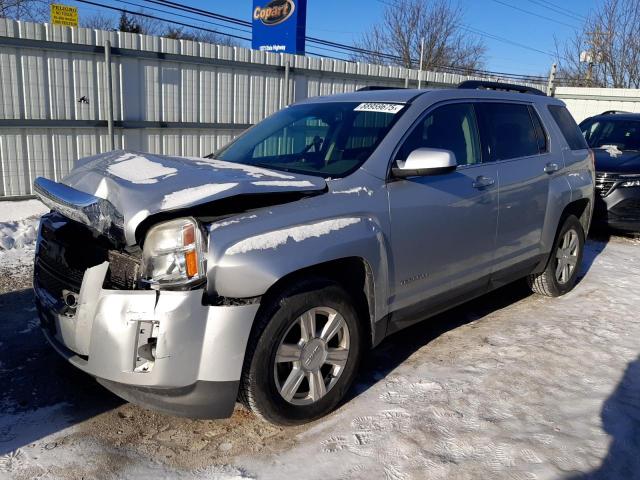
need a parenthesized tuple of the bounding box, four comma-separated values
(457, 80, 546, 96)
(600, 110, 632, 115)
(357, 86, 405, 91)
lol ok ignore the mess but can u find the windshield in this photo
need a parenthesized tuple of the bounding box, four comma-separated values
(212, 102, 406, 178)
(580, 118, 640, 151)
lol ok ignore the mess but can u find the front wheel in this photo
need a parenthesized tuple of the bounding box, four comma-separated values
(528, 214, 585, 297)
(239, 278, 363, 425)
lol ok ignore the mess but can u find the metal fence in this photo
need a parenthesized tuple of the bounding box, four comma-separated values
(2, 18, 638, 198)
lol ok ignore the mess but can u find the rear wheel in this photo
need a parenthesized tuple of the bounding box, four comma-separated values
(528, 214, 585, 297)
(239, 278, 363, 425)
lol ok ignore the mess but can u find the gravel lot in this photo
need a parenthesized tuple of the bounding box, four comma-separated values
(0, 222, 639, 479)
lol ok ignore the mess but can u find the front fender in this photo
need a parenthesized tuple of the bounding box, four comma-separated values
(207, 215, 389, 318)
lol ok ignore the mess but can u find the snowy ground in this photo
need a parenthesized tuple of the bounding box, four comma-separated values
(1, 200, 639, 480)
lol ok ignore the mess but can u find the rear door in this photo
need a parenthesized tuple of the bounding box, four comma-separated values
(387, 102, 499, 316)
(475, 102, 552, 280)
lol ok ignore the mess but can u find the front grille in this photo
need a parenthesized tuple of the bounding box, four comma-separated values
(595, 173, 619, 197)
(35, 258, 82, 298)
(35, 212, 141, 302)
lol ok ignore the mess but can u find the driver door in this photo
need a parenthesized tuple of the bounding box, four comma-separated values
(386, 102, 499, 321)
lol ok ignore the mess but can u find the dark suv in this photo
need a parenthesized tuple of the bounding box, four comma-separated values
(580, 111, 640, 232)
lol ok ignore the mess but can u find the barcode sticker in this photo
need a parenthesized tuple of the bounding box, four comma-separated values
(354, 103, 405, 114)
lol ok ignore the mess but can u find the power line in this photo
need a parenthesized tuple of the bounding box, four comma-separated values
(73, 0, 252, 41)
(75, 0, 553, 83)
(144, 0, 251, 27)
(489, 0, 581, 29)
(524, 0, 588, 22)
(145, 0, 549, 80)
(526, 0, 589, 21)
(460, 24, 556, 59)
(109, 0, 252, 36)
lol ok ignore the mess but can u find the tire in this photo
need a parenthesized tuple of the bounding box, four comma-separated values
(528, 214, 585, 297)
(239, 277, 363, 425)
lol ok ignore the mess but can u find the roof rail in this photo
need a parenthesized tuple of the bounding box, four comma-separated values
(600, 110, 632, 115)
(457, 80, 546, 96)
(357, 86, 405, 91)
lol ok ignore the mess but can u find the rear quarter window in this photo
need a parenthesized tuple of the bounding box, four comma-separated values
(548, 105, 588, 150)
(475, 102, 540, 161)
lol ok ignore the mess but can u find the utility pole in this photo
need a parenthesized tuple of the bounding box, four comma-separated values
(547, 63, 557, 97)
(417, 37, 425, 89)
(105, 40, 115, 151)
(582, 28, 603, 87)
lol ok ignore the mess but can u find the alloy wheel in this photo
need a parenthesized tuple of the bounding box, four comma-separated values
(555, 228, 579, 284)
(274, 307, 350, 405)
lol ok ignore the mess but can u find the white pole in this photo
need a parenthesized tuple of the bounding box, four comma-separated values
(105, 40, 115, 151)
(547, 63, 557, 97)
(417, 37, 425, 89)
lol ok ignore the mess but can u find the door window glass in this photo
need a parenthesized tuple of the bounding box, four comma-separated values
(476, 103, 540, 161)
(396, 103, 481, 166)
(529, 106, 549, 153)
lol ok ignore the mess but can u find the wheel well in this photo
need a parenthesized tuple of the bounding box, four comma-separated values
(562, 198, 591, 233)
(260, 257, 375, 347)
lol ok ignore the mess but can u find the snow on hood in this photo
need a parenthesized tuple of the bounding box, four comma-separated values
(57, 150, 326, 244)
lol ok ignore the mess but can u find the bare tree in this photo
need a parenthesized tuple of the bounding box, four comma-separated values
(0, 0, 49, 22)
(81, 12, 115, 30)
(556, 0, 640, 88)
(353, 0, 486, 72)
(164, 26, 239, 46)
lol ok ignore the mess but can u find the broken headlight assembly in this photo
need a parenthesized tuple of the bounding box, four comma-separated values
(141, 218, 206, 289)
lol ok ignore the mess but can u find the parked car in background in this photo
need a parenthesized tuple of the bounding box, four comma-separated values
(580, 111, 640, 232)
(33, 81, 593, 425)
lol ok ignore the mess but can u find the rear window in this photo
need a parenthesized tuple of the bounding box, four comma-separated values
(548, 105, 588, 150)
(476, 103, 540, 161)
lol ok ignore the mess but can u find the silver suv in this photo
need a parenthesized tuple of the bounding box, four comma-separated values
(33, 82, 594, 425)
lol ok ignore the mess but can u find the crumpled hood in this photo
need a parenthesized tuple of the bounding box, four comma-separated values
(594, 148, 640, 173)
(56, 150, 326, 244)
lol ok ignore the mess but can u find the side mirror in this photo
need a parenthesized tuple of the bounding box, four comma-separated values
(392, 148, 457, 178)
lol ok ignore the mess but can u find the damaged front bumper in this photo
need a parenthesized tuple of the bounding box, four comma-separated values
(35, 261, 259, 419)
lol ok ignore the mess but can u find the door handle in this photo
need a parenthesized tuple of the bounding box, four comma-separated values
(472, 175, 495, 189)
(544, 162, 560, 174)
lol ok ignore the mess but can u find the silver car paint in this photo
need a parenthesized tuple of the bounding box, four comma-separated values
(37, 262, 259, 386)
(61, 150, 327, 245)
(34, 88, 594, 406)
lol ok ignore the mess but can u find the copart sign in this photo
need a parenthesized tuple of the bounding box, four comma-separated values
(251, 0, 307, 55)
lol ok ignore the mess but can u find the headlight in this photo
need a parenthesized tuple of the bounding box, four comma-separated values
(141, 218, 206, 288)
(620, 178, 640, 188)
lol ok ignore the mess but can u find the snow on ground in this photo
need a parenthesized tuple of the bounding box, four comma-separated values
(0, 200, 639, 479)
(0, 199, 47, 251)
(0, 200, 48, 291)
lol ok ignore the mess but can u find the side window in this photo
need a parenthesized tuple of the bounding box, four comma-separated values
(396, 103, 481, 166)
(529, 106, 549, 153)
(548, 105, 589, 150)
(476, 103, 540, 161)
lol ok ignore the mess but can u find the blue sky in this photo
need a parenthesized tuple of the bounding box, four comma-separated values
(69, 0, 599, 76)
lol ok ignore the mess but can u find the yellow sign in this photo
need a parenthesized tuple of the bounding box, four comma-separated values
(50, 4, 78, 27)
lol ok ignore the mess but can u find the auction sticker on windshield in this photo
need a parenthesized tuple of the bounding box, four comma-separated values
(354, 103, 405, 114)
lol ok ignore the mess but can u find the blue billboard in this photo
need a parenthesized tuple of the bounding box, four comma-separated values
(252, 0, 307, 55)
